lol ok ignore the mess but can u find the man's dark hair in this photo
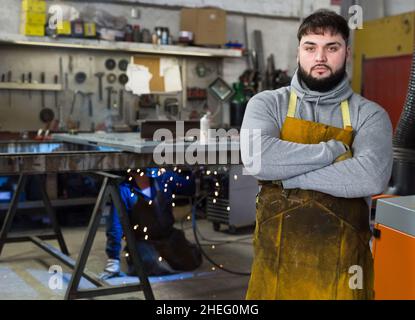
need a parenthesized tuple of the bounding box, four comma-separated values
(297, 9, 349, 44)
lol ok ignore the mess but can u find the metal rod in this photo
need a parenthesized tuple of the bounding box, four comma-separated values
(38, 174, 69, 255)
(108, 181, 155, 300)
(0, 174, 27, 256)
(4, 234, 58, 243)
(73, 284, 144, 299)
(29, 236, 104, 287)
(64, 176, 109, 300)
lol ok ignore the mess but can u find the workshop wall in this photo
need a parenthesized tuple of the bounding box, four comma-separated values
(357, 0, 415, 21)
(0, 0, 344, 132)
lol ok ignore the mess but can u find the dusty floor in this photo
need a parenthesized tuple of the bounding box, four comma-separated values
(0, 218, 254, 300)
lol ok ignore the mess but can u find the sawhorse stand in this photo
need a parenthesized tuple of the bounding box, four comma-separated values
(0, 171, 154, 300)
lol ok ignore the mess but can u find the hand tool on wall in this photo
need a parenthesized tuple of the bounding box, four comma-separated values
(68, 55, 73, 73)
(70, 90, 85, 115)
(94, 72, 104, 101)
(7, 71, 12, 107)
(1, 74, 4, 107)
(28, 72, 32, 99)
(39, 107, 55, 124)
(39, 72, 56, 125)
(112, 89, 118, 109)
(59, 57, 63, 83)
(119, 89, 124, 120)
(85, 92, 94, 117)
(106, 86, 113, 110)
(105, 58, 116, 71)
(54, 75, 59, 109)
(118, 73, 129, 85)
(75, 72, 87, 84)
(40, 72, 45, 108)
(64, 73, 69, 90)
(118, 59, 129, 71)
(21, 73, 27, 98)
(70, 91, 78, 115)
(106, 73, 116, 84)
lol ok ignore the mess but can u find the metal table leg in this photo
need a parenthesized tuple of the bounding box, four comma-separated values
(0, 174, 27, 256)
(39, 175, 69, 255)
(64, 172, 154, 300)
(64, 176, 109, 300)
(108, 180, 155, 300)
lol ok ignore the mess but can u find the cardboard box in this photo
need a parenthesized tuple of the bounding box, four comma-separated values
(20, 23, 45, 36)
(21, 0, 46, 13)
(21, 11, 47, 25)
(180, 8, 226, 46)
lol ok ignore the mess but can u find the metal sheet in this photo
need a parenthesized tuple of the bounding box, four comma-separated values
(0, 141, 117, 155)
(376, 195, 415, 237)
(0, 151, 154, 175)
(0, 133, 241, 174)
(52, 132, 241, 153)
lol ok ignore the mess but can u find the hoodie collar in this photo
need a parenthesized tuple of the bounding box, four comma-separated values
(290, 69, 353, 105)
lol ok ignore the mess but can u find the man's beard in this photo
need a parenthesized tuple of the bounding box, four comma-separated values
(297, 60, 346, 92)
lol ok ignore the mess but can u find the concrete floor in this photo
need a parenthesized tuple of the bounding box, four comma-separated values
(0, 218, 254, 300)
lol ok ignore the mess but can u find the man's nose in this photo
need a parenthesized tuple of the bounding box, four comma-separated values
(315, 48, 327, 62)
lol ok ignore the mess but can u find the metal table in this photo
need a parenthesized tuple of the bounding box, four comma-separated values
(0, 140, 156, 299)
(0, 134, 241, 299)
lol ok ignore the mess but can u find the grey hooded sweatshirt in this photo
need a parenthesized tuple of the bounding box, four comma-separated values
(240, 70, 393, 200)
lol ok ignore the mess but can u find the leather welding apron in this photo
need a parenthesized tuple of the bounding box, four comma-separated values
(246, 91, 374, 300)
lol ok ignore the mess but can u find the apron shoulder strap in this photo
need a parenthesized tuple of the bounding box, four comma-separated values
(288, 90, 352, 129)
(287, 90, 297, 118)
(341, 100, 352, 130)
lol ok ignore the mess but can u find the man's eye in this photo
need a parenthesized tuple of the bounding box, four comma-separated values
(305, 47, 315, 52)
(328, 47, 338, 52)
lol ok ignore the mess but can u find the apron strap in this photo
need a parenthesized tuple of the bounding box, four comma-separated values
(288, 90, 351, 129)
(341, 100, 352, 129)
(287, 90, 297, 118)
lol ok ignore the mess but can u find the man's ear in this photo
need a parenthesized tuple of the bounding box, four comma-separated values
(346, 46, 351, 62)
(296, 46, 300, 64)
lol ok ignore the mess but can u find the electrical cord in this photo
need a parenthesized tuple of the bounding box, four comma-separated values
(173, 166, 252, 276)
(190, 190, 251, 276)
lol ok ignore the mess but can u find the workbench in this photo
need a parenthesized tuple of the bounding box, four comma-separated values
(0, 133, 241, 299)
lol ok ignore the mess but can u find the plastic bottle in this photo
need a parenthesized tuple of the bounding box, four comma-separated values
(200, 112, 211, 144)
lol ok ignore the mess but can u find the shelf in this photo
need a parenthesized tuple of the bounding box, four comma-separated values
(0, 33, 243, 58)
(0, 82, 62, 91)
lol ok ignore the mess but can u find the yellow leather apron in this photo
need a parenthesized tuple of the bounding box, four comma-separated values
(246, 91, 374, 300)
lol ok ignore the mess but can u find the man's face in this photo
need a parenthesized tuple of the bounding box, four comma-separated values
(297, 32, 350, 91)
